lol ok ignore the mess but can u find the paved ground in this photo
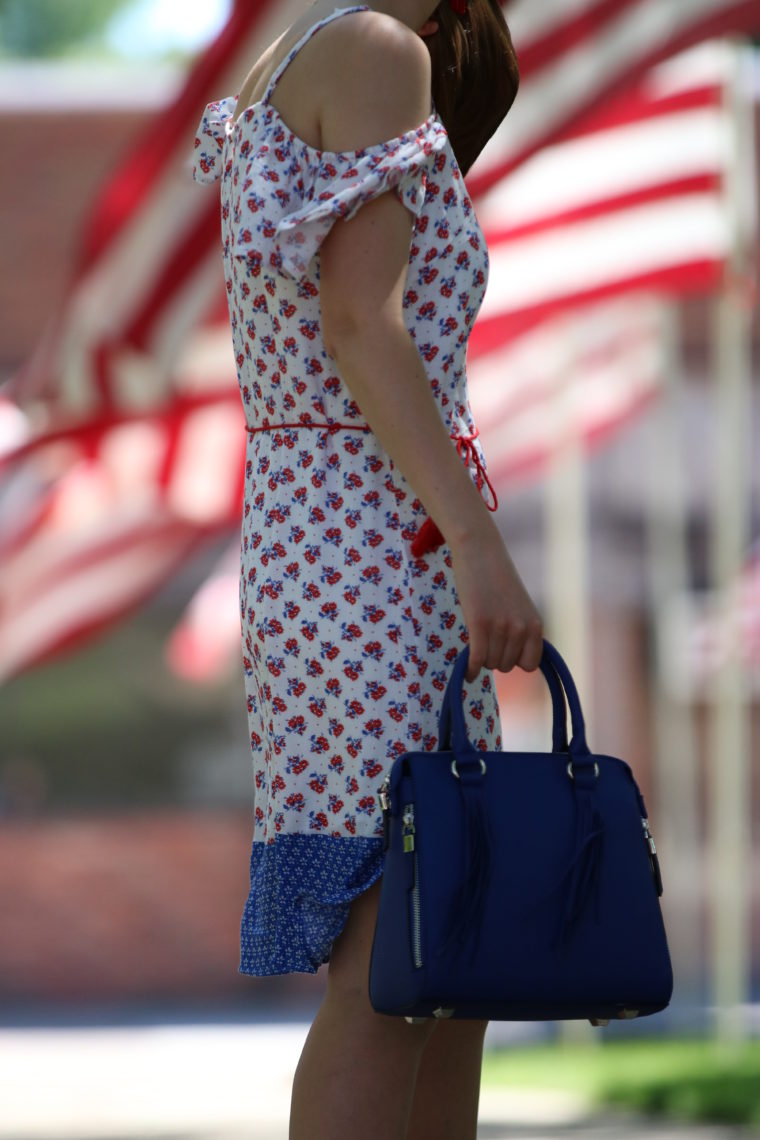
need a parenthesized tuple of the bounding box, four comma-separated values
(0, 1023, 753, 1140)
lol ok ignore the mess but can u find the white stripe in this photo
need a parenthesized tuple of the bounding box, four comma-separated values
(153, 258, 236, 393)
(506, 0, 593, 50)
(645, 39, 741, 98)
(476, 108, 729, 229)
(481, 195, 730, 317)
(0, 399, 29, 456)
(172, 325, 239, 394)
(167, 403, 244, 523)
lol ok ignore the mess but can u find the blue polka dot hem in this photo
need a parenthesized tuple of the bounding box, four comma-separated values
(239, 835, 385, 976)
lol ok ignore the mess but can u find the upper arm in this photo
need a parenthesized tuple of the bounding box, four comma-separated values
(318, 21, 432, 350)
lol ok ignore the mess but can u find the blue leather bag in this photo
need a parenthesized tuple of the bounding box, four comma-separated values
(369, 639, 673, 1022)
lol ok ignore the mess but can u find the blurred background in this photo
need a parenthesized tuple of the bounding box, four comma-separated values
(0, 0, 758, 1136)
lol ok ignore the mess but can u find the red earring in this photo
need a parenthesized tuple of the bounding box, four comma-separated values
(450, 0, 467, 13)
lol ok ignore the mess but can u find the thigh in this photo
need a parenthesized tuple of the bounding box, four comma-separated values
(326, 879, 383, 1001)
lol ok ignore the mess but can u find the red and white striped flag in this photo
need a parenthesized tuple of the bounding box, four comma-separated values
(7, 0, 759, 421)
(1, 1, 758, 681)
(470, 40, 746, 354)
(469, 0, 760, 194)
(0, 387, 244, 682)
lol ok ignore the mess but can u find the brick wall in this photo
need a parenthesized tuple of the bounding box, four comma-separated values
(0, 808, 324, 1010)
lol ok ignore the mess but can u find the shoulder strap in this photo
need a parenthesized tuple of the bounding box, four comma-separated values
(262, 5, 372, 105)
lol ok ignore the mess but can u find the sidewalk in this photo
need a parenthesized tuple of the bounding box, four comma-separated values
(0, 1023, 752, 1140)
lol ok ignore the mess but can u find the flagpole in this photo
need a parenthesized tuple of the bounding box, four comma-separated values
(646, 299, 703, 1002)
(707, 41, 756, 1046)
(544, 315, 595, 1045)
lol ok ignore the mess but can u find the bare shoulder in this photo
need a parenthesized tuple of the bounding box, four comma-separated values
(320, 12, 432, 152)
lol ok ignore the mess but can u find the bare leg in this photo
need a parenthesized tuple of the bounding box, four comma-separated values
(405, 1018, 489, 1140)
(289, 880, 436, 1140)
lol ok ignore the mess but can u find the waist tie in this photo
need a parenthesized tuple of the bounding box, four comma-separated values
(246, 420, 498, 558)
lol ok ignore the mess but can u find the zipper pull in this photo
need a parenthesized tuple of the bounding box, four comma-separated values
(642, 817, 663, 897)
(402, 804, 416, 854)
(379, 775, 392, 852)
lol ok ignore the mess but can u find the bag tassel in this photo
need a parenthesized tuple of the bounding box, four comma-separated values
(410, 516, 445, 558)
(555, 785, 605, 950)
(438, 763, 492, 959)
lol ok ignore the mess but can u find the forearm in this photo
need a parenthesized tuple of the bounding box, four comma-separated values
(329, 318, 495, 551)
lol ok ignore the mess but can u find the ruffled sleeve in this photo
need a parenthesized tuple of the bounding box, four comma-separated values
(236, 114, 449, 280)
(191, 95, 237, 184)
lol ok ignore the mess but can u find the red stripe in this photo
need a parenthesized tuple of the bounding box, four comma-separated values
(123, 200, 226, 352)
(484, 173, 722, 244)
(558, 83, 723, 142)
(158, 402, 189, 493)
(515, 0, 638, 77)
(469, 259, 724, 356)
(74, 0, 269, 277)
(209, 294, 232, 325)
(469, 0, 760, 198)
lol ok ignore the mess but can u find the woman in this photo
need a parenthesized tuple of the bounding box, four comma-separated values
(192, 2, 543, 1136)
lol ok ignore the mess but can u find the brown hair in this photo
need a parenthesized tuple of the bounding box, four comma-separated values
(427, 0, 520, 177)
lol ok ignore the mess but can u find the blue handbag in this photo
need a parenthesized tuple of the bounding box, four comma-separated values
(369, 639, 673, 1023)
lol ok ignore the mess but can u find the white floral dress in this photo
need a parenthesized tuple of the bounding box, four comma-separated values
(192, 4, 502, 976)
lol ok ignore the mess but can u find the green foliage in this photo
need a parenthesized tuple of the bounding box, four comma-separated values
(0, 0, 133, 59)
(601, 1042, 760, 1128)
(482, 1039, 760, 1128)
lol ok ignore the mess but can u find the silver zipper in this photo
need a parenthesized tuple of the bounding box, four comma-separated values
(642, 817, 663, 895)
(402, 803, 423, 969)
(411, 854, 423, 969)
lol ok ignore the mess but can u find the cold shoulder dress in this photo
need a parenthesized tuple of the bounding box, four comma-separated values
(192, 4, 502, 976)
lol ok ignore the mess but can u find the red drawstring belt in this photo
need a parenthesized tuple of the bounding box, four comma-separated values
(246, 420, 498, 558)
(247, 421, 370, 437)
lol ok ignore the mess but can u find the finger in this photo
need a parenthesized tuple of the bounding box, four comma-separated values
(517, 625, 544, 672)
(466, 631, 486, 682)
(494, 622, 527, 674)
(497, 643, 519, 673)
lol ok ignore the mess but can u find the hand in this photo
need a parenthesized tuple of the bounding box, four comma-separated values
(449, 524, 544, 682)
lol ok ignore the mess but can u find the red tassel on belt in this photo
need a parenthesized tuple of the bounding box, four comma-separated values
(409, 426, 498, 558)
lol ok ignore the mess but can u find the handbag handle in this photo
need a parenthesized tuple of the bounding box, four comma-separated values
(438, 639, 590, 759)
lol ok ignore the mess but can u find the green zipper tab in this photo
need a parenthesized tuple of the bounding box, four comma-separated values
(402, 804, 416, 854)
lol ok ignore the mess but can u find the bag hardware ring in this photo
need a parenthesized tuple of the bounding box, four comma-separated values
(451, 758, 487, 778)
(567, 761, 600, 780)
